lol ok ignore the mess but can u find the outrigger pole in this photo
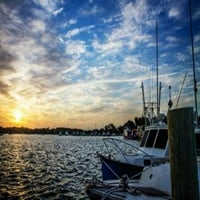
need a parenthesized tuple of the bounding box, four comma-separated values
(156, 22, 160, 117)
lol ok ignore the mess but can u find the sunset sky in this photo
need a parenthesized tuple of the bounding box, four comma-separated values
(0, 0, 200, 129)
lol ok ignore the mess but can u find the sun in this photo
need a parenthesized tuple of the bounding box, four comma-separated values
(13, 110, 23, 123)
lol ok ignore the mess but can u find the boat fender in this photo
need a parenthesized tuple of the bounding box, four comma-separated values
(119, 175, 129, 191)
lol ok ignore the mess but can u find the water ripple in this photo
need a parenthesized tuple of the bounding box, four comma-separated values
(0, 134, 108, 199)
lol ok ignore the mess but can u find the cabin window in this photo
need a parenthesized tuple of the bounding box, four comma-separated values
(145, 130, 157, 147)
(140, 131, 149, 147)
(154, 129, 168, 149)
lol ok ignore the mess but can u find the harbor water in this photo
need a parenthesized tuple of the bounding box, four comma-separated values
(0, 134, 112, 200)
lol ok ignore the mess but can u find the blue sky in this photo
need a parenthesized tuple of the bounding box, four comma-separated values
(0, 0, 199, 129)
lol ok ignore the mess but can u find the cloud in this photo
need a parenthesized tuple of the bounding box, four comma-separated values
(0, 1, 72, 101)
(0, 41, 17, 97)
(166, 36, 179, 43)
(65, 25, 94, 38)
(176, 52, 187, 62)
(65, 40, 87, 56)
(30, 19, 46, 32)
(92, 39, 123, 54)
(0, 81, 10, 96)
(33, 0, 63, 15)
(122, 56, 147, 74)
(79, 5, 103, 16)
(0, 47, 16, 75)
(122, 0, 148, 24)
(87, 66, 112, 79)
(61, 19, 77, 28)
(69, 18, 77, 25)
(168, 8, 181, 18)
(53, 7, 64, 16)
(92, 0, 152, 55)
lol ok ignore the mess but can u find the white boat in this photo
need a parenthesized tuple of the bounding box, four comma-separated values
(99, 121, 169, 180)
(86, 158, 200, 199)
(86, 162, 171, 200)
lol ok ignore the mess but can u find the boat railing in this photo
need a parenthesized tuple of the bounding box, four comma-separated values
(102, 137, 154, 163)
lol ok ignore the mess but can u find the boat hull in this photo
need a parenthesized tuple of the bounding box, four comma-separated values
(99, 154, 144, 180)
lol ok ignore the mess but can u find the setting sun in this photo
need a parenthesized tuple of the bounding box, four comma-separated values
(13, 110, 23, 123)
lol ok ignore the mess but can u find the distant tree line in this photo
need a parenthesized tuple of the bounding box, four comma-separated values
(0, 116, 199, 136)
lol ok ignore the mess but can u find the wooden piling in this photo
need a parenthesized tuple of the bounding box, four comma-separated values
(168, 107, 199, 200)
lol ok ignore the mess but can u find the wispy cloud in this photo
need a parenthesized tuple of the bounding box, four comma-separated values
(168, 7, 181, 18)
(65, 40, 87, 56)
(30, 19, 46, 32)
(79, 5, 103, 16)
(33, 0, 63, 15)
(166, 36, 179, 43)
(65, 25, 95, 38)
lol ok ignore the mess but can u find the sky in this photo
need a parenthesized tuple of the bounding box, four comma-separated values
(0, 0, 200, 129)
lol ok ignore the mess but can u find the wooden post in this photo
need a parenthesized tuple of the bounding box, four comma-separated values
(168, 107, 199, 200)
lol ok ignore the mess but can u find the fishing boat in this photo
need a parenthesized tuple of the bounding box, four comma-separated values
(86, 154, 200, 200)
(99, 113, 200, 180)
(87, 125, 200, 199)
(99, 120, 168, 180)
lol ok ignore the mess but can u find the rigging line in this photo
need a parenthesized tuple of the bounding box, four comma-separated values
(101, 159, 121, 180)
(176, 72, 187, 108)
(151, 66, 154, 102)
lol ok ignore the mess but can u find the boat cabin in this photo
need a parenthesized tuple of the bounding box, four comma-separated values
(139, 124, 169, 158)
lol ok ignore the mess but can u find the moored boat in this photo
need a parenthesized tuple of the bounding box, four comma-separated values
(86, 151, 200, 200)
(86, 161, 172, 200)
(99, 121, 168, 181)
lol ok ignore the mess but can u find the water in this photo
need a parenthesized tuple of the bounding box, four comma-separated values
(0, 134, 109, 200)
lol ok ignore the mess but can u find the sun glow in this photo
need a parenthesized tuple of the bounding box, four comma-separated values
(13, 110, 23, 123)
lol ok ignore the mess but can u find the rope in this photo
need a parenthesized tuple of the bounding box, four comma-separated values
(101, 187, 123, 200)
(101, 158, 121, 180)
(129, 165, 152, 179)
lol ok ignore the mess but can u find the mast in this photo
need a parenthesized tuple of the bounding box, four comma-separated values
(188, 0, 198, 126)
(156, 22, 159, 117)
